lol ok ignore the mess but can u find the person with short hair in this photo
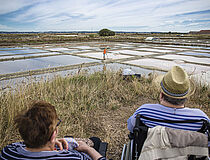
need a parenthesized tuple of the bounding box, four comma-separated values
(0, 101, 106, 160)
(127, 66, 209, 145)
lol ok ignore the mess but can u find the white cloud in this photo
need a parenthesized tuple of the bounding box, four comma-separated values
(0, 24, 13, 30)
(0, 0, 38, 14)
(0, 0, 210, 32)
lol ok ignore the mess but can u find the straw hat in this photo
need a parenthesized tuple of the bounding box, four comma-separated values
(156, 66, 195, 99)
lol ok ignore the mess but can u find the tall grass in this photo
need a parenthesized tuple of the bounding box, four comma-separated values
(0, 71, 209, 159)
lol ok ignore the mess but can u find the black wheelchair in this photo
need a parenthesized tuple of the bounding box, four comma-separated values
(121, 114, 210, 160)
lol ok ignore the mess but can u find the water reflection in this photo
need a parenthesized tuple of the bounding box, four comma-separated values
(0, 55, 99, 74)
(0, 63, 163, 90)
(0, 47, 28, 50)
(177, 52, 210, 57)
(0, 42, 209, 88)
(0, 48, 46, 54)
(0, 52, 60, 59)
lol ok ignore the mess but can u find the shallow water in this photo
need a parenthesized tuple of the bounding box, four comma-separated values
(45, 47, 73, 51)
(194, 49, 210, 53)
(110, 50, 160, 56)
(0, 48, 46, 54)
(136, 48, 175, 53)
(78, 52, 133, 60)
(0, 52, 60, 59)
(0, 63, 163, 89)
(177, 52, 210, 57)
(165, 45, 204, 49)
(0, 55, 99, 74)
(155, 55, 210, 65)
(153, 46, 190, 51)
(0, 42, 209, 85)
(0, 47, 28, 50)
(124, 58, 210, 74)
(72, 46, 98, 50)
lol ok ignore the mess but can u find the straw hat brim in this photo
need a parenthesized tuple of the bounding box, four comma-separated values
(153, 74, 195, 99)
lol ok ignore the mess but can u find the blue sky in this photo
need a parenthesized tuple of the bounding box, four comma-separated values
(0, 0, 210, 32)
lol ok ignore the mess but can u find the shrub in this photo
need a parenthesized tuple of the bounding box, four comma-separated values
(98, 29, 115, 36)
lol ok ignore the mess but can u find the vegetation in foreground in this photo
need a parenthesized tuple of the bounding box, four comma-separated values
(0, 71, 209, 159)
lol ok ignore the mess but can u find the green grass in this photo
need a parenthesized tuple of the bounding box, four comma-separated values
(0, 71, 209, 159)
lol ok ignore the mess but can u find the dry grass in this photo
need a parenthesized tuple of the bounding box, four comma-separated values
(1, 33, 210, 46)
(0, 71, 209, 159)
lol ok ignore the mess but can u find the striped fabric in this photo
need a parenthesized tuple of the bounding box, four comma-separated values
(127, 104, 209, 132)
(65, 138, 79, 150)
(0, 142, 106, 160)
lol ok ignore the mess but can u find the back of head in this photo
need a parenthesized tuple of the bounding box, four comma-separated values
(162, 93, 187, 106)
(15, 101, 58, 148)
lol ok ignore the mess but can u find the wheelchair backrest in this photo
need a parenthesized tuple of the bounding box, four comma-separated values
(130, 114, 210, 160)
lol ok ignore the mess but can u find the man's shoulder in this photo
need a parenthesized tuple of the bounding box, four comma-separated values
(135, 104, 163, 113)
(140, 103, 162, 108)
(183, 107, 209, 117)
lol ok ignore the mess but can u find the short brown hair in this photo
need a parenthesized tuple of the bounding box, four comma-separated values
(15, 101, 58, 148)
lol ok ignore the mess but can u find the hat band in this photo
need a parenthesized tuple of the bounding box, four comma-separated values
(161, 81, 189, 97)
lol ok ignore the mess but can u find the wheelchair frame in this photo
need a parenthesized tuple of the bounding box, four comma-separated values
(121, 114, 210, 160)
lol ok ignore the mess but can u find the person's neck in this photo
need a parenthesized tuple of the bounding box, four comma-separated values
(26, 144, 54, 152)
(160, 100, 185, 109)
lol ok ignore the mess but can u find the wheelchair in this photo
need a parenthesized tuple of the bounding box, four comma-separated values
(121, 114, 210, 160)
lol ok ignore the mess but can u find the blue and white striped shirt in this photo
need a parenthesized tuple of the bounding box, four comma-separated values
(0, 142, 106, 160)
(127, 104, 209, 132)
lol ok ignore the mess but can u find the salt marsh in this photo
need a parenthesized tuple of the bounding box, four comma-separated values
(0, 41, 209, 87)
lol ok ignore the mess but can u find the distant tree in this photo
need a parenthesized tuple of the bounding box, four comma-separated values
(98, 29, 115, 36)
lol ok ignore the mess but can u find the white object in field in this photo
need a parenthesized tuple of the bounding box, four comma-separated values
(123, 68, 135, 75)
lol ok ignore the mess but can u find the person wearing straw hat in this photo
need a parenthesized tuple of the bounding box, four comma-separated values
(127, 66, 209, 144)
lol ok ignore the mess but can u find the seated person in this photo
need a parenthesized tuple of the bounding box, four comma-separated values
(0, 101, 106, 160)
(127, 66, 210, 147)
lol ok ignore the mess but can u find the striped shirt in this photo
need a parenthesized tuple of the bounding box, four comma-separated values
(127, 104, 209, 132)
(127, 104, 210, 147)
(0, 142, 106, 160)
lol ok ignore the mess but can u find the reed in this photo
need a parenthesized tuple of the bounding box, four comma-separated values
(0, 71, 209, 159)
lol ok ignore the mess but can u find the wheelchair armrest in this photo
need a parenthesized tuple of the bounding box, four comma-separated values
(99, 142, 108, 157)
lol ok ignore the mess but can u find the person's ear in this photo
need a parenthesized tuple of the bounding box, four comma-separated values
(159, 92, 163, 101)
(50, 130, 57, 143)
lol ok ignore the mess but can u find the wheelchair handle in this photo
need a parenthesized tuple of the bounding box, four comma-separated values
(135, 114, 141, 128)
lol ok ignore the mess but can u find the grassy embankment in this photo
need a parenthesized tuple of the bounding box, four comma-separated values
(0, 71, 209, 159)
